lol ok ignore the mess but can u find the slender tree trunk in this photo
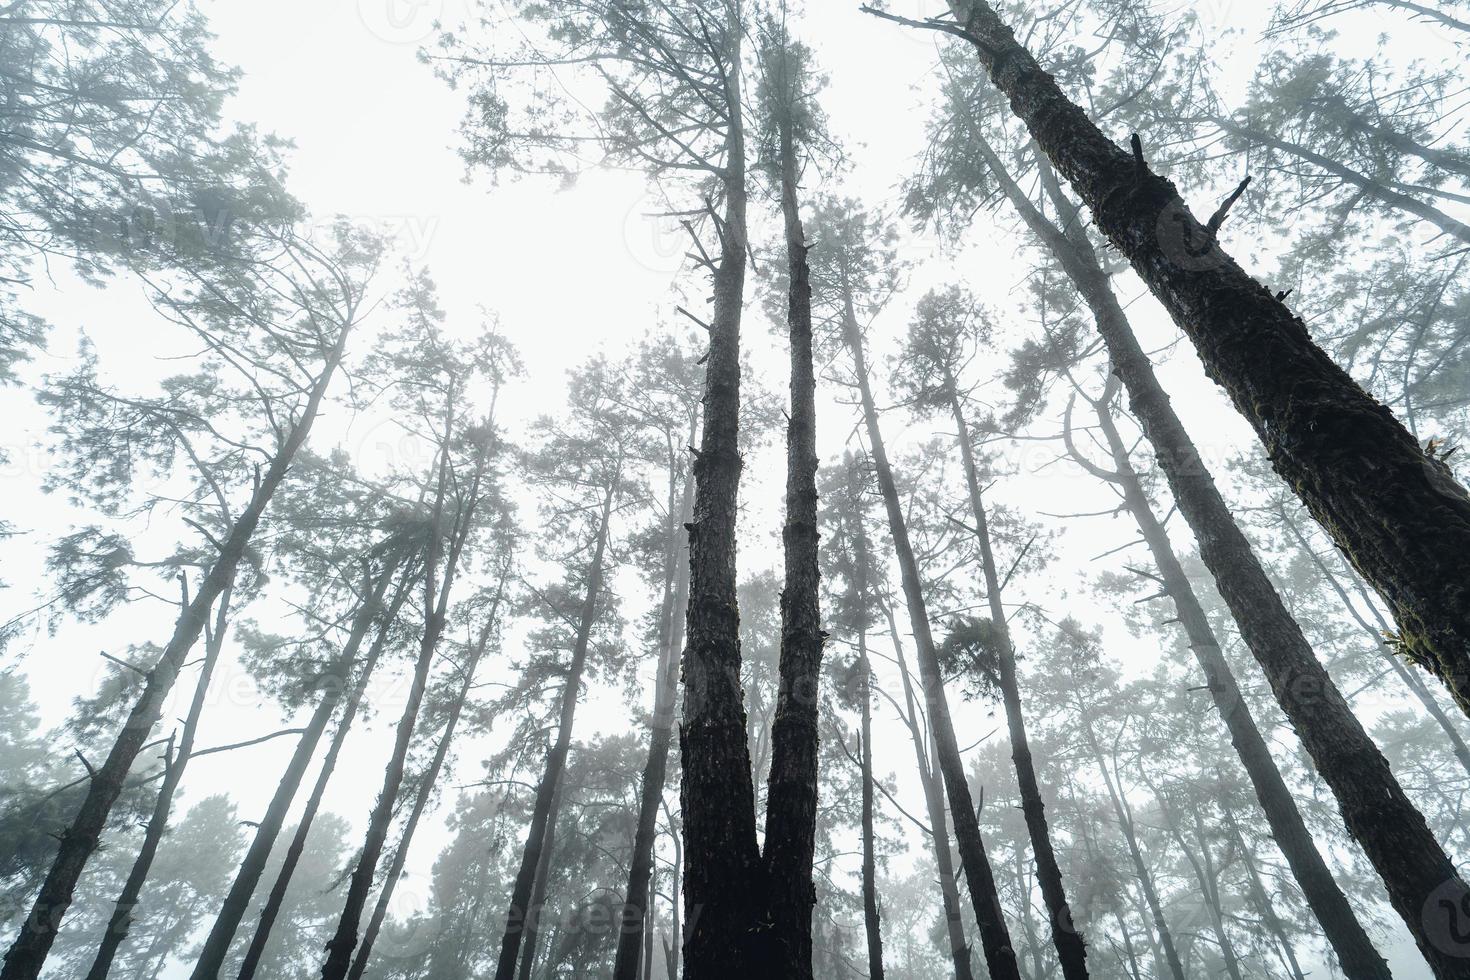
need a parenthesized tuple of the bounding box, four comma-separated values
(760, 73, 825, 980)
(1151, 791, 1244, 980)
(848, 512, 885, 980)
(615, 426, 696, 980)
(883, 604, 974, 980)
(494, 479, 617, 980)
(347, 595, 502, 980)
(1069, 391, 1391, 980)
(1, 325, 351, 980)
(678, 8, 765, 977)
(841, 302, 1022, 980)
(1222, 806, 1308, 980)
(233, 568, 414, 980)
(888, 0, 1470, 727)
(947, 383, 1089, 979)
(515, 779, 563, 980)
(85, 586, 234, 980)
(933, 86, 1452, 972)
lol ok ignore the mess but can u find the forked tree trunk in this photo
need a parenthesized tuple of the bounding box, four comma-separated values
(939, 98, 1440, 974)
(494, 480, 616, 980)
(760, 72, 825, 980)
(347, 593, 502, 980)
(946, 382, 1089, 980)
(233, 569, 414, 980)
(877, 0, 1470, 726)
(1, 325, 352, 980)
(678, 8, 766, 977)
(615, 440, 695, 980)
(85, 586, 234, 980)
(1069, 392, 1391, 980)
(841, 302, 1022, 980)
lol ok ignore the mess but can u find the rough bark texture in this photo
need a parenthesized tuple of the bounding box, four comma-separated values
(614, 449, 694, 980)
(900, 0, 1470, 723)
(493, 482, 615, 980)
(947, 385, 1089, 980)
(1073, 394, 1392, 980)
(948, 97, 1455, 973)
(759, 93, 824, 980)
(84, 587, 233, 980)
(233, 571, 411, 980)
(1, 326, 350, 980)
(843, 305, 1022, 980)
(678, 9, 766, 976)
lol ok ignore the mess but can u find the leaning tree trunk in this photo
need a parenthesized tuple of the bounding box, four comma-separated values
(943, 97, 1450, 974)
(760, 89, 825, 980)
(232, 569, 413, 980)
(848, 511, 885, 980)
(883, 603, 974, 980)
(876, 0, 1470, 723)
(1, 325, 352, 980)
(515, 779, 563, 980)
(494, 480, 616, 980)
(1070, 392, 1391, 980)
(614, 440, 695, 980)
(842, 302, 1022, 980)
(678, 8, 766, 978)
(946, 382, 1089, 980)
(347, 596, 500, 980)
(85, 586, 234, 980)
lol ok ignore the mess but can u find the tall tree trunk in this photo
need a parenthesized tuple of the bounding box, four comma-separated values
(760, 74, 825, 980)
(1150, 789, 1245, 980)
(1, 325, 351, 980)
(928, 83, 1451, 973)
(841, 301, 1022, 980)
(678, 7, 765, 977)
(347, 593, 502, 980)
(515, 779, 563, 980)
(878, 0, 1470, 726)
(233, 568, 414, 980)
(847, 509, 885, 980)
(1221, 806, 1308, 980)
(946, 381, 1089, 979)
(494, 479, 617, 980)
(1067, 390, 1391, 980)
(883, 604, 974, 980)
(321, 445, 483, 980)
(615, 434, 695, 980)
(85, 585, 235, 980)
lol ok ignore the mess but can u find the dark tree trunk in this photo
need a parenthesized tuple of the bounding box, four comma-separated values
(514, 780, 562, 980)
(760, 80, 825, 980)
(232, 570, 413, 980)
(885, 0, 1470, 724)
(842, 302, 1022, 980)
(1069, 392, 1391, 980)
(678, 9, 766, 978)
(347, 596, 501, 980)
(615, 440, 695, 980)
(1, 326, 351, 980)
(883, 604, 974, 980)
(936, 93, 1451, 973)
(947, 384, 1089, 980)
(494, 481, 616, 980)
(85, 587, 234, 980)
(848, 512, 884, 980)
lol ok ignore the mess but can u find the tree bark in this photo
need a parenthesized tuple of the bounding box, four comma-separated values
(232, 568, 413, 980)
(847, 508, 885, 980)
(514, 779, 563, 980)
(946, 383, 1090, 980)
(1068, 391, 1391, 980)
(347, 593, 502, 980)
(932, 87, 1453, 973)
(494, 479, 616, 980)
(614, 436, 695, 980)
(678, 7, 765, 977)
(842, 301, 1022, 980)
(1, 323, 352, 980)
(760, 69, 825, 980)
(883, 0, 1470, 725)
(85, 585, 234, 980)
